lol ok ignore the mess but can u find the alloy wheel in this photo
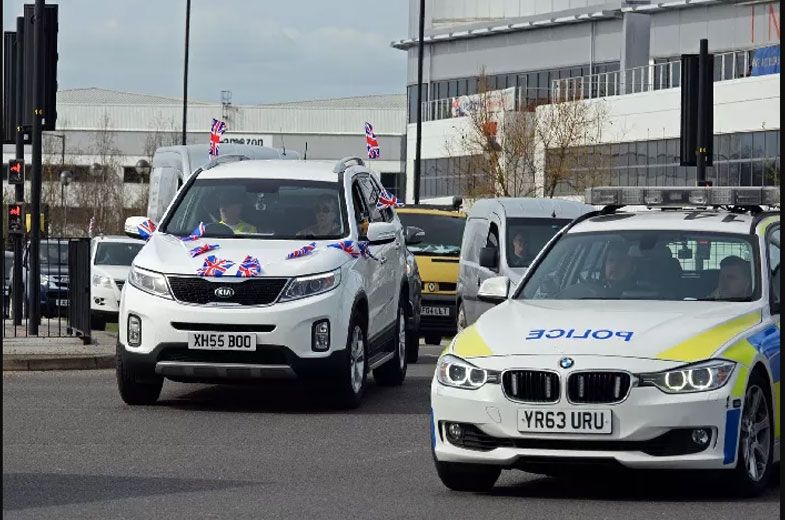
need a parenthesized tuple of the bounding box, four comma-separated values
(349, 325, 365, 394)
(740, 384, 771, 482)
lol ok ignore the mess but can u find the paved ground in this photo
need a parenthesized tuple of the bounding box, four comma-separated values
(3, 351, 779, 520)
(3, 327, 116, 371)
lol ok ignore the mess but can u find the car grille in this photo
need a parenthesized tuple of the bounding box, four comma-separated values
(567, 372, 631, 404)
(170, 322, 275, 333)
(167, 276, 289, 306)
(502, 370, 560, 403)
(157, 345, 288, 365)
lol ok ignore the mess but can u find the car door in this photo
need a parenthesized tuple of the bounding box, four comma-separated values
(460, 217, 488, 325)
(358, 175, 399, 332)
(349, 176, 386, 343)
(474, 216, 503, 320)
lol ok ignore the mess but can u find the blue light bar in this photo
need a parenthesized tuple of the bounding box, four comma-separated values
(585, 186, 780, 207)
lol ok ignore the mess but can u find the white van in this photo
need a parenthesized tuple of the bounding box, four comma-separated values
(456, 198, 593, 329)
(146, 144, 299, 221)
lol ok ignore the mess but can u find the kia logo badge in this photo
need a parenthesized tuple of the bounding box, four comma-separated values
(214, 286, 235, 298)
(559, 357, 574, 369)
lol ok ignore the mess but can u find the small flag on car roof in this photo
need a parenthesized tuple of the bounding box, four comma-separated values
(365, 122, 380, 159)
(209, 118, 227, 158)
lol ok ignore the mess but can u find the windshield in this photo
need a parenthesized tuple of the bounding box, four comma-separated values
(40, 242, 68, 265)
(506, 218, 572, 268)
(398, 213, 465, 256)
(519, 231, 759, 302)
(162, 178, 348, 240)
(94, 242, 144, 266)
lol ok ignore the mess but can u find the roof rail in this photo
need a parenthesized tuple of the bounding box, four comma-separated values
(333, 156, 366, 174)
(201, 154, 252, 171)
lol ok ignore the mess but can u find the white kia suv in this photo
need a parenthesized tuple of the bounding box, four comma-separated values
(117, 156, 412, 408)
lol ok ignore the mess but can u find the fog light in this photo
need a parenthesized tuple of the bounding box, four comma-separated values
(446, 423, 464, 442)
(127, 314, 142, 347)
(691, 428, 710, 446)
(312, 320, 330, 352)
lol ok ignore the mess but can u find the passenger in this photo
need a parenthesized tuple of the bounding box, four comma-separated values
(298, 197, 342, 237)
(711, 255, 753, 300)
(218, 189, 257, 234)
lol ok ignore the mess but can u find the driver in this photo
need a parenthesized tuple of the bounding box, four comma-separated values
(511, 232, 534, 266)
(298, 197, 342, 237)
(600, 242, 637, 295)
(218, 189, 257, 234)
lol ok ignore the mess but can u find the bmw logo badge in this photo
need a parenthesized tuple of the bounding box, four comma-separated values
(559, 357, 574, 369)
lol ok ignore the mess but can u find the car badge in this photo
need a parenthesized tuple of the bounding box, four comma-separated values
(559, 357, 574, 369)
(214, 286, 235, 298)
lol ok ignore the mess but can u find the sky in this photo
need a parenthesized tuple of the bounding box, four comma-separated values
(2, 1, 409, 105)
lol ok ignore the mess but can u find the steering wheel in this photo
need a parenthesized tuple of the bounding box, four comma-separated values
(204, 222, 235, 237)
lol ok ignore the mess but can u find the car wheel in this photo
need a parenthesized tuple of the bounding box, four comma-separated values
(727, 372, 774, 497)
(374, 299, 408, 386)
(116, 345, 163, 406)
(435, 460, 500, 492)
(333, 311, 367, 409)
(424, 334, 442, 346)
(405, 306, 420, 364)
(456, 301, 467, 332)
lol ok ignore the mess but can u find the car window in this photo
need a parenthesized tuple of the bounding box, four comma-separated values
(352, 181, 370, 229)
(462, 218, 487, 263)
(40, 241, 69, 265)
(519, 230, 759, 302)
(162, 177, 348, 240)
(397, 213, 465, 257)
(768, 227, 780, 305)
(358, 177, 386, 223)
(506, 218, 572, 268)
(486, 223, 499, 248)
(94, 242, 144, 266)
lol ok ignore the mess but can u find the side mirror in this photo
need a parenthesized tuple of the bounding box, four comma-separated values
(405, 226, 425, 246)
(479, 246, 499, 270)
(478, 276, 510, 304)
(124, 216, 149, 240)
(366, 221, 397, 245)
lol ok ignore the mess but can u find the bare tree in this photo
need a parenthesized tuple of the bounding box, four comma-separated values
(143, 112, 180, 162)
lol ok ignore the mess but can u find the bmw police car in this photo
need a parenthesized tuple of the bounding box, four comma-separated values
(432, 186, 780, 496)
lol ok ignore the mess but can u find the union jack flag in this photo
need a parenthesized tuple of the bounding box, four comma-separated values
(196, 255, 234, 277)
(376, 189, 403, 209)
(236, 255, 262, 277)
(365, 122, 380, 159)
(179, 222, 206, 242)
(286, 242, 317, 259)
(329, 240, 360, 259)
(188, 243, 219, 258)
(137, 219, 157, 240)
(209, 118, 227, 157)
(357, 241, 379, 261)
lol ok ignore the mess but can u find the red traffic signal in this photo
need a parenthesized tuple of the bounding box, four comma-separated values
(8, 203, 25, 234)
(8, 159, 24, 184)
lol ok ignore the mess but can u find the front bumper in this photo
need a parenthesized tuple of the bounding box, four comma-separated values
(431, 354, 740, 471)
(91, 284, 121, 314)
(118, 282, 353, 380)
(419, 294, 457, 337)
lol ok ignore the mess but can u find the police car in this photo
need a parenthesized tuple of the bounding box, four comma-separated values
(431, 186, 780, 496)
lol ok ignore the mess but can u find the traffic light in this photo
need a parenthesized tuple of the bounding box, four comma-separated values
(8, 159, 25, 184)
(22, 4, 58, 131)
(8, 204, 25, 235)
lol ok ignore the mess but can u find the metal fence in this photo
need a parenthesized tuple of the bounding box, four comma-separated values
(2, 237, 91, 343)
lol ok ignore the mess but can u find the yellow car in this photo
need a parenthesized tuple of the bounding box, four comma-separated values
(397, 203, 466, 346)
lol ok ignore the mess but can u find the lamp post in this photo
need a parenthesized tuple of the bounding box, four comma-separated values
(59, 170, 72, 234)
(182, 0, 191, 145)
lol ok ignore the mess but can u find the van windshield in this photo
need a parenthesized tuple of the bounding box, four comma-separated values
(397, 213, 465, 256)
(162, 178, 348, 240)
(518, 231, 759, 301)
(506, 218, 571, 268)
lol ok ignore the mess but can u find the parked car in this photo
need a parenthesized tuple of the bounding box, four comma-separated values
(397, 202, 466, 347)
(17, 239, 70, 318)
(90, 235, 146, 330)
(118, 156, 421, 408)
(457, 198, 593, 329)
(403, 244, 423, 362)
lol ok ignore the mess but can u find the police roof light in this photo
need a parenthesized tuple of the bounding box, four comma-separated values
(585, 186, 780, 207)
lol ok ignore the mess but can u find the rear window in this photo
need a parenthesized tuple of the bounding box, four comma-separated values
(397, 213, 465, 257)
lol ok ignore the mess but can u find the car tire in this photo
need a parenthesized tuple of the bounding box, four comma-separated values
(424, 334, 442, 346)
(405, 306, 420, 364)
(726, 371, 774, 497)
(116, 345, 163, 406)
(91, 314, 106, 331)
(333, 310, 367, 409)
(374, 299, 408, 386)
(435, 460, 501, 492)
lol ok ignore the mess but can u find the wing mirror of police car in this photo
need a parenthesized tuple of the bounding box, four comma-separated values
(478, 276, 510, 304)
(405, 226, 425, 246)
(479, 246, 499, 270)
(366, 221, 397, 245)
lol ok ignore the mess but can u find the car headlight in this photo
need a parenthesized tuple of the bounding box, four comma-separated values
(436, 354, 500, 390)
(128, 265, 172, 299)
(638, 360, 736, 394)
(279, 269, 341, 302)
(92, 274, 113, 289)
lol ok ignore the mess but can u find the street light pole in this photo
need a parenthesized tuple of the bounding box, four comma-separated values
(181, 0, 191, 145)
(414, 0, 425, 204)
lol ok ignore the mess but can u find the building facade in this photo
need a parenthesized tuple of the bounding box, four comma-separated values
(395, 0, 781, 202)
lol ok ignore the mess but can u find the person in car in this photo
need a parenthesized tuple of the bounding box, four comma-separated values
(510, 232, 536, 266)
(218, 189, 257, 234)
(298, 197, 343, 237)
(711, 255, 753, 300)
(597, 242, 638, 296)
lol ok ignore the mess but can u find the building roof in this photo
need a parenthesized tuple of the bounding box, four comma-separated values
(58, 88, 211, 106)
(267, 94, 406, 110)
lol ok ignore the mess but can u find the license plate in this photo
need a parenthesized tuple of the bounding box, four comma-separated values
(421, 306, 450, 317)
(187, 332, 256, 351)
(517, 408, 612, 434)
(56, 299, 69, 307)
